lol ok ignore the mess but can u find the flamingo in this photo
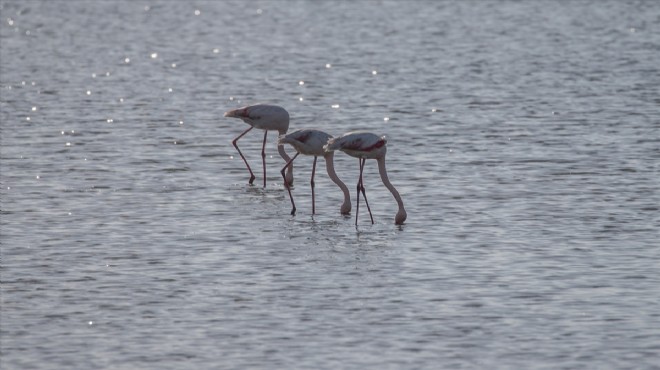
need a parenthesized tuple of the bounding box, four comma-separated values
(278, 129, 351, 216)
(324, 131, 407, 225)
(224, 104, 294, 187)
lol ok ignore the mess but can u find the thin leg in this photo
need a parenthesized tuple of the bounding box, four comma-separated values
(356, 159, 361, 226)
(261, 130, 268, 187)
(232, 126, 255, 185)
(311, 156, 317, 215)
(281, 153, 299, 215)
(359, 158, 374, 224)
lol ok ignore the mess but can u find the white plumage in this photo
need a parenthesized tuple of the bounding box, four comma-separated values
(324, 131, 406, 225)
(278, 129, 351, 216)
(324, 131, 387, 159)
(224, 104, 294, 187)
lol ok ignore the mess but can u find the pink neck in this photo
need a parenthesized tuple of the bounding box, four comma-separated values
(324, 153, 351, 214)
(278, 144, 294, 183)
(377, 156, 406, 223)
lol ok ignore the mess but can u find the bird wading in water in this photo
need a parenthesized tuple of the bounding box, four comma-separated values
(278, 129, 351, 216)
(224, 104, 294, 187)
(324, 131, 407, 225)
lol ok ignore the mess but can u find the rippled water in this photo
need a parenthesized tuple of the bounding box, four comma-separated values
(2, 1, 659, 369)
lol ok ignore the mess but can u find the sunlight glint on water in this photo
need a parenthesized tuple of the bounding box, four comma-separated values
(1, 1, 659, 369)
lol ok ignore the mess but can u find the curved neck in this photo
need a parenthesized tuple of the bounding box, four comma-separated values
(278, 142, 294, 184)
(324, 153, 351, 213)
(377, 156, 405, 212)
(277, 143, 291, 163)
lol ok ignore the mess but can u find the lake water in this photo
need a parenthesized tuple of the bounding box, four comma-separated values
(1, 1, 659, 369)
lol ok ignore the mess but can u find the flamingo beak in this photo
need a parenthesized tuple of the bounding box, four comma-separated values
(224, 108, 248, 118)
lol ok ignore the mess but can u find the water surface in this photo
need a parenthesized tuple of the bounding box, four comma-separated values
(1, 1, 659, 369)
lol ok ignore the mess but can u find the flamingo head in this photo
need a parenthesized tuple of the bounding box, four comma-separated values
(340, 199, 351, 215)
(284, 168, 294, 187)
(223, 107, 248, 118)
(394, 208, 407, 225)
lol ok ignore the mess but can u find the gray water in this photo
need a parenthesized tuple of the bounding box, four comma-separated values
(1, 1, 659, 369)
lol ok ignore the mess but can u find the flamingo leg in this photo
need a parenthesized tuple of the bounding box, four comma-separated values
(232, 126, 255, 185)
(356, 158, 362, 226)
(281, 152, 299, 215)
(359, 158, 374, 224)
(261, 130, 268, 187)
(311, 156, 317, 215)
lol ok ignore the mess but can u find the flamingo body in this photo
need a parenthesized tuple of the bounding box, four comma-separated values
(279, 129, 333, 156)
(324, 131, 387, 159)
(224, 104, 289, 132)
(224, 104, 293, 187)
(278, 129, 351, 215)
(325, 131, 407, 225)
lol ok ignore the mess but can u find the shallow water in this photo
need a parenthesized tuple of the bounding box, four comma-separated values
(1, 1, 659, 369)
